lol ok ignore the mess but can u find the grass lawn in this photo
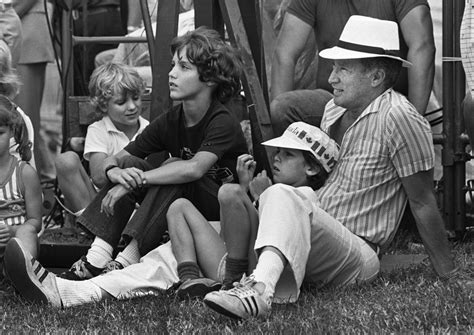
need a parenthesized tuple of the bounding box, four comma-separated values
(0, 233, 472, 333)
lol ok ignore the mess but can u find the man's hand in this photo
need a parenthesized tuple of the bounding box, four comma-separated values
(107, 167, 146, 190)
(0, 221, 12, 244)
(249, 170, 272, 201)
(101, 184, 130, 216)
(236, 154, 257, 190)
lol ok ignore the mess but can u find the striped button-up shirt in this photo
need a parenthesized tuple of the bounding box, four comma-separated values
(317, 89, 434, 247)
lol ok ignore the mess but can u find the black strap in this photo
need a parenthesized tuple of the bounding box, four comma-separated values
(338, 40, 400, 58)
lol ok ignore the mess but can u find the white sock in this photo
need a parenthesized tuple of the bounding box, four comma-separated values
(252, 250, 285, 298)
(56, 277, 103, 307)
(85, 237, 113, 268)
(114, 239, 140, 267)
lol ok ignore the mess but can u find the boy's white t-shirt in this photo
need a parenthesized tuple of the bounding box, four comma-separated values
(9, 106, 36, 169)
(83, 115, 149, 161)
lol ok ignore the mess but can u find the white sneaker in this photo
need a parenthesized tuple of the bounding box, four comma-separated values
(4, 238, 62, 307)
(204, 275, 272, 319)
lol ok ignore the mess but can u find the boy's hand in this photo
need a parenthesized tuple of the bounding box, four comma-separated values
(108, 167, 146, 190)
(0, 221, 12, 244)
(236, 154, 256, 190)
(249, 170, 272, 201)
(101, 184, 130, 217)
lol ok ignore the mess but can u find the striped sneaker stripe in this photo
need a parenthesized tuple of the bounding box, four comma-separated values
(38, 269, 49, 283)
(33, 261, 42, 275)
(32, 259, 49, 283)
(242, 296, 259, 316)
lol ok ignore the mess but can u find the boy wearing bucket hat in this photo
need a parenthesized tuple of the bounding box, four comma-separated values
(204, 15, 456, 320)
(166, 122, 339, 298)
(270, 0, 435, 135)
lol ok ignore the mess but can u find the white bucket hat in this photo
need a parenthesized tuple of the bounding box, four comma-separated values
(319, 15, 412, 67)
(262, 122, 339, 173)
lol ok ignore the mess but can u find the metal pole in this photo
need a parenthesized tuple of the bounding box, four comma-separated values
(442, 0, 455, 231)
(443, 0, 467, 235)
(61, 8, 74, 150)
(453, 0, 467, 235)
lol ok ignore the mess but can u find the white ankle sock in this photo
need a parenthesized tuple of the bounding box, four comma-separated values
(86, 237, 113, 268)
(252, 250, 285, 298)
(114, 239, 140, 267)
(56, 277, 103, 307)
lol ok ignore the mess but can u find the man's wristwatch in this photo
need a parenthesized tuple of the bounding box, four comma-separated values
(104, 164, 119, 183)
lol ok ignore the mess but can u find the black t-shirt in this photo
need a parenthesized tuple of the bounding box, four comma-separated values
(124, 100, 248, 185)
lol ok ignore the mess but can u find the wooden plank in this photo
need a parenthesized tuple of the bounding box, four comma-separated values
(237, 0, 269, 104)
(219, 0, 274, 173)
(139, 0, 156, 72)
(150, 0, 180, 120)
(194, 0, 225, 36)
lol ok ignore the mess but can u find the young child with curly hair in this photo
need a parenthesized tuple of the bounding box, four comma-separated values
(55, 63, 149, 217)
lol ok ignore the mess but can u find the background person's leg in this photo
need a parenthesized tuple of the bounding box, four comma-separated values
(270, 89, 333, 135)
(15, 62, 47, 176)
(55, 151, 96, 213)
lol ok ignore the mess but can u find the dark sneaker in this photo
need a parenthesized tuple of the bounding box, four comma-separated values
(4, 238, 62, 307)
(57, 256, 103, 280)
(176, 277, 222, 299)
(102, 260, 124, 274)
(204, 275, 272, 319)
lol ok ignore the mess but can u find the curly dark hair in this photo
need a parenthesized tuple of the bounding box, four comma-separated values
(170, 26, 243, 103)
(88, 63, 145, 114)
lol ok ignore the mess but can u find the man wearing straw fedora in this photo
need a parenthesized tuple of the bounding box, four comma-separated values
(203, 15, 457, 320)
(270, 0, 435, 135)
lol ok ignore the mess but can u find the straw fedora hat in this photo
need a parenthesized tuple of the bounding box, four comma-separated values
(319, 15, 412, 67)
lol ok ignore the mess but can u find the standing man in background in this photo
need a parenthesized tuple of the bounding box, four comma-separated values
(270, 0, 436, 135)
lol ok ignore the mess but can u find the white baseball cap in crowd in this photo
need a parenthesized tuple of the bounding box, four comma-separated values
(262, 122, 339, 173)
(319, 15, 412, 67)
